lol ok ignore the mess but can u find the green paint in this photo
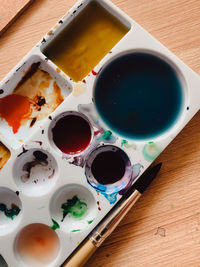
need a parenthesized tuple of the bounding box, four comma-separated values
(71, 229, 80, 232)
(98, 130, 112, 141)
(37, 206, 45, 210)
(88, 219, 94, 224)
(121, 139, 127, 147)
(0, 203, 20, 220)
(51, 219, 60, 231)
(61, 195, 87, 222)
(142, 142, 161, 162)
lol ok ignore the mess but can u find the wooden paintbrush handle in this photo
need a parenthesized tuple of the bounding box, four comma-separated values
(63, 239, 97, 267)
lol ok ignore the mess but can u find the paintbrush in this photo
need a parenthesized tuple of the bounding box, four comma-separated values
(62, 162, 162, 267)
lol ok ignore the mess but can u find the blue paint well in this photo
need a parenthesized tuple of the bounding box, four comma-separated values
(94, 52, 183, 140)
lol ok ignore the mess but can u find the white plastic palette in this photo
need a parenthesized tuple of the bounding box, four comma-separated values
(0, 0, 200, 266)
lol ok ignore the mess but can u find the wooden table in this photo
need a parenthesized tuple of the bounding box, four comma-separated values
(0, 0, 200, 266)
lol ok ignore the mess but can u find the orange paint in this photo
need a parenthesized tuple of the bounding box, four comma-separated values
(0, 94, 32, 133)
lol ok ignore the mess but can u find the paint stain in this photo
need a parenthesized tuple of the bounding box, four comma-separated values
(0, 203, 20, 220)
(94, 52, 183, 140)
(91, 150, 126, 185)
(155, 227, 166, 237)
(72, 82, 87, 97)
(43, 1, 129, 81)
(61, 196, 87, 222)
(52, 114, 92, 155)
(0, 94, 32, 133)
(0, 142, 10, 170)
(16, 224, 60, 266)
(142, 142, 161, 162)
(71, 229, 80, 232)
(88, 219, 94, 224)
(51, 219, 60, 231)
(0, 63, 64, 134)
(21, 150, 54, 183)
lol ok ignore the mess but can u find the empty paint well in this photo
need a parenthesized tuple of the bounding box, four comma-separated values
(13, 149, 58, 196)
(15, 223, 60, 267)
(0, 187, 22, 236)
(94, 52, 184, 140)
(85, 145, 133, 194)
(42, 1, 129, 81)
(50, 184, 97, 232)
(51, 111, 92, 155)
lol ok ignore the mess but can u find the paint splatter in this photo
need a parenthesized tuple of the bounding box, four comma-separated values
(0, 94, 32, 133)
(142, 142, 161, 162)
(121, 139, 128, 147)
(71, 229, 80, 232)
(97, 130, 116, 143)
(61, 196, 87, 222)
(88, 219, 94, 224)
(155, 227, 166, 237)
(92, 69, 98, 76)
(51, 219, 60, 231)
(0, 142, 10, 170)
(0, 203, 20, 220)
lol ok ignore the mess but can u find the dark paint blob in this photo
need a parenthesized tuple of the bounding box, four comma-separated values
(94, 52, 183, 139)
(91, 151, 126, 184)
(52, 114, 91, 154)
(0, 203, 20, 220)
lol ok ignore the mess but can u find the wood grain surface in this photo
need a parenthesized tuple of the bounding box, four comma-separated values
(0, 0, 200, 266)
(0, 0, 34, 36)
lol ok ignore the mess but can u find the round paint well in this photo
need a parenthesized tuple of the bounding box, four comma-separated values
(85, 145, 132, 194)
(15, 223, 60, 267)
(50, 184, 97, 232)
(94, 51, 184, 140)
(0, 187, 22, 236)
(50, 111, 92, 155)
(13, 149, 58, 197)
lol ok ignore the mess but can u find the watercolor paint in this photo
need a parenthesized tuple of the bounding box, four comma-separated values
(0, 0, 200, 266)
(0, 142, 10, 170)
(94, 52, 183, 140)
(52, 112, 92, 155)
(0, 62, 64, 135)
(42, 1, 129, 81)
(15, 224, 60, 266)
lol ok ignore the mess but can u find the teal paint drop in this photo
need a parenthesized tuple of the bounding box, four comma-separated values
(94, 52, 183, 140)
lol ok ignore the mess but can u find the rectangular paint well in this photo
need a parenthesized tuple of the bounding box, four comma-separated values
(0, 142, 10, 170)
(42, 1, 129, 82)
(0, 63, 64, 135)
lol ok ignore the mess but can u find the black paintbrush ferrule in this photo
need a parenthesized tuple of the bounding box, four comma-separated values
(134, 162, 162, 194)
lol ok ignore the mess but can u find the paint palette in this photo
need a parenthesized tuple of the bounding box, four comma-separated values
(0, 0, 200, 266)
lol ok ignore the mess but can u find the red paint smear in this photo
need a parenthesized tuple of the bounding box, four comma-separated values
(92, 70, 98, 76)
(82, 79, 86, 84)
(52, 115, 92, 154)
(0, 94, 32, 133)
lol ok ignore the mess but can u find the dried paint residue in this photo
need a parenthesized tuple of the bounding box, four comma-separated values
(51, 219, 60, 231)
(0, 142, 10, 170)
(21, 150, 54, 183)
(0, 94, 31, 133)
(0, 63, 64, 134)
(142, 142, 161, 162)
(61, 196, 87, 222)
(0, 203, 20, 220)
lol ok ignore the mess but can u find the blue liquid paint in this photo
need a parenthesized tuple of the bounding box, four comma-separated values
(94, 52, 183, 139)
